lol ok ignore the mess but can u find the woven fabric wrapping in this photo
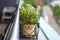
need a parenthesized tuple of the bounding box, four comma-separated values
(21, 24, 35, 37)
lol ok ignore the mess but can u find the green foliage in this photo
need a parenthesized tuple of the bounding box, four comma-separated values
(19, 4, 40, 24)
(49, 4, 53, 8)
(42, 0, 47, 5)
(51, 5, 60, 20)
(40, 6, 43, 16)
(39, 0, 46, 16)
(23, 0, 36, 7)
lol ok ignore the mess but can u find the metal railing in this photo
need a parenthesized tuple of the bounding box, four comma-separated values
(3, 12, 17, 40)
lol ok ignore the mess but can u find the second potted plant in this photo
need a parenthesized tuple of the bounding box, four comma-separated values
(50, 5, 60, 25)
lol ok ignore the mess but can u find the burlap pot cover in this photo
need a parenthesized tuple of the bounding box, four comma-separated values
(21, 24, 35, 37)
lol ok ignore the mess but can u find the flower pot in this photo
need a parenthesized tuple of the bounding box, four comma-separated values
(20, 24, 35, 37)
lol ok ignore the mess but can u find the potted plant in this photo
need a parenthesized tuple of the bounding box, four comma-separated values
(19, 4, 40, 37)
(23, 0, 36, 7)
(51, 5, 60, 25)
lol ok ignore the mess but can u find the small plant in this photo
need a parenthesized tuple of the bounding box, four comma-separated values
(19, 4, 40, 24)
(40, 6, 43, 16)
(23, 0, 36, 7)
(51, 5, 60, 20)
(39, 1, 44, 16)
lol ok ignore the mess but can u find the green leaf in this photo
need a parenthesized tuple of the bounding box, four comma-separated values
(19, 4, 40, 24)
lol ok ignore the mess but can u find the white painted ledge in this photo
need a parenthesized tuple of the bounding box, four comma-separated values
(10, 0, 23, 40)
(10, 7, 19, 40)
